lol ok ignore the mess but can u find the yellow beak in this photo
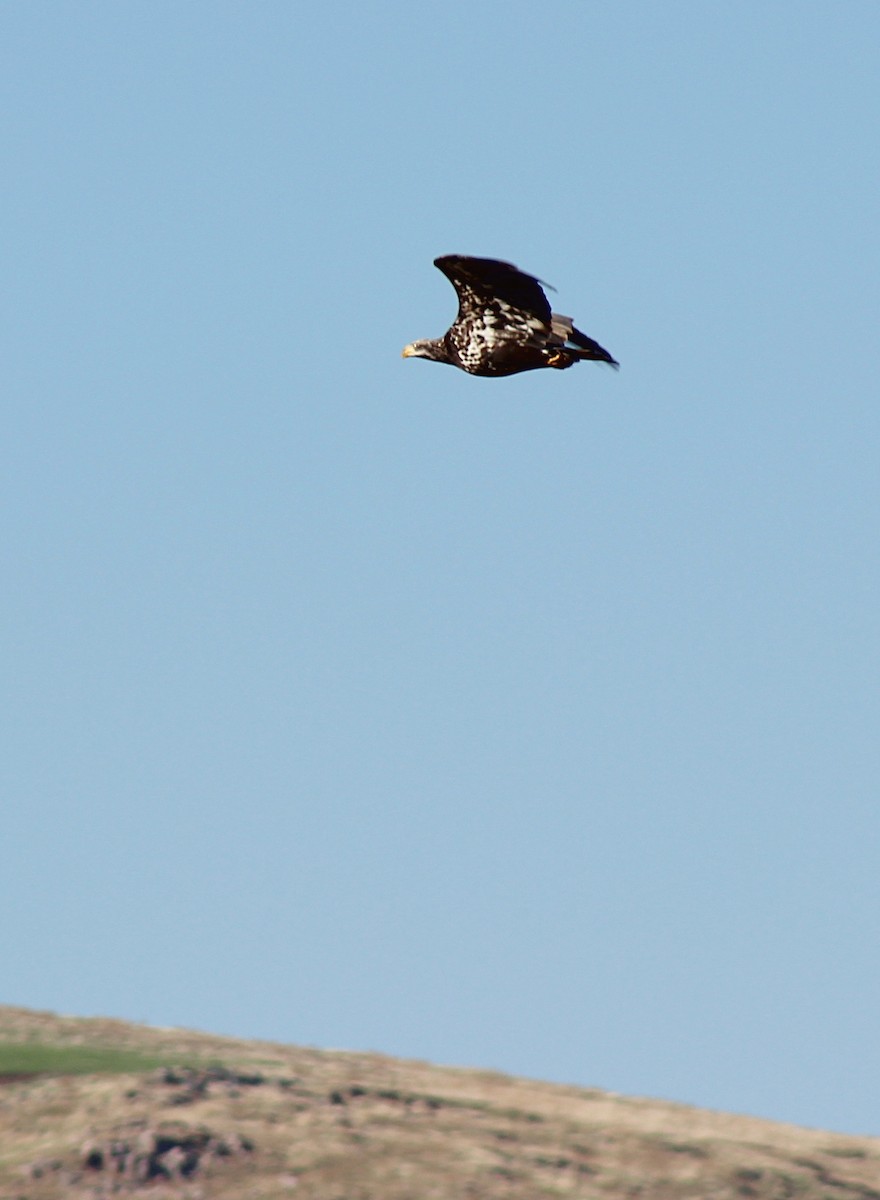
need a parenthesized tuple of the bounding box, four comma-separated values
(401, 344, 417, 358)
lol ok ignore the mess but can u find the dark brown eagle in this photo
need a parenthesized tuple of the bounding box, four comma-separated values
(402, 255, 618, 377)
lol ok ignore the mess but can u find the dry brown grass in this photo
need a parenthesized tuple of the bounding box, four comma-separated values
(1, 1004, 878, 1200)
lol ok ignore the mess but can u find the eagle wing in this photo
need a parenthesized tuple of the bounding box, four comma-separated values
(433, 255, 556, 372)
(434, 255, 553, 322)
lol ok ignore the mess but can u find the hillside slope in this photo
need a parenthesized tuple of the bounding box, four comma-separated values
(0, 1005, 877, 1200)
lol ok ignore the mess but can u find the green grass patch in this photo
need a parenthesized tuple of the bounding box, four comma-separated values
(0, 1040, 193, 1078)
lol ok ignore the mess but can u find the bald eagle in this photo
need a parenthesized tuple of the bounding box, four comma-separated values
(402, 255, 618, 377)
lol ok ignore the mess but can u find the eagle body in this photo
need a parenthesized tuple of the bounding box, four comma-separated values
(403, 255, 617, 377)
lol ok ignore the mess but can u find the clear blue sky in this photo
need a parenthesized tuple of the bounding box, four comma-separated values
(3, 2, 879, 1136)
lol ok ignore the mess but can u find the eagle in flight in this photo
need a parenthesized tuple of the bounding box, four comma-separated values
(402, 255, 618, 377)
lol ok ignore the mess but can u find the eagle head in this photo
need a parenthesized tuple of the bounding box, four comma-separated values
(401, 338, 449, 363)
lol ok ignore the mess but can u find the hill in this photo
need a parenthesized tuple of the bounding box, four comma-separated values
(0, 1005, 877, 1199)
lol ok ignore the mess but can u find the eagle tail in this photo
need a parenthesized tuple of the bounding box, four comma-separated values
(568, 326, 619, 368)
(551, 314, 619, 368)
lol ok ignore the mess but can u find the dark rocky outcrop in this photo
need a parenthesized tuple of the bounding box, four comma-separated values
(79, 1121, 254, 1184)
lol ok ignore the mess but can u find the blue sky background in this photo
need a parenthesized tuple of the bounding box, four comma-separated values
(3, 2, 879, 1136)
